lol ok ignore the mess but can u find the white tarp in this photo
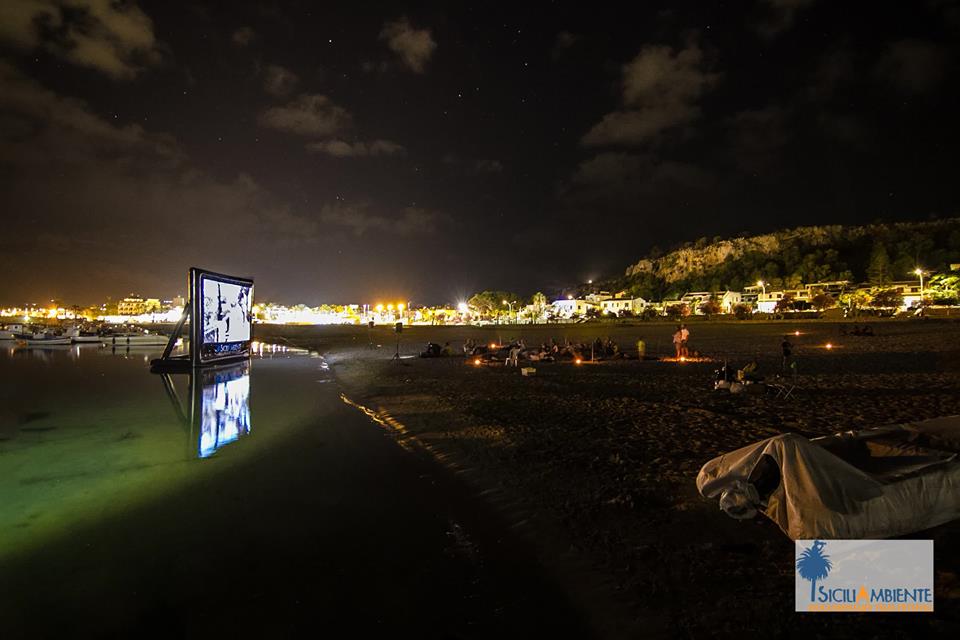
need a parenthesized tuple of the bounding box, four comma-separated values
(697, 417, 960, 539)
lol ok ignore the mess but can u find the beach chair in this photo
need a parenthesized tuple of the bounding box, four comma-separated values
(769, 359, 799, 399)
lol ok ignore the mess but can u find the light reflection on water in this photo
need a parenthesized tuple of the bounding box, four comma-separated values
(197, 363, 251, 458)
(0, 342, 322, 561)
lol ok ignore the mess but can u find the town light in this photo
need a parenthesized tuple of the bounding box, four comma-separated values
(567, 295, 573, 300)
(457, 302, 469, 313)
(473, 358, 481, 366)
(575, 358, 582, 365)
(825, 343, 833, 350)
(397, 303, 405, 311)
(375, 304, 384, 312)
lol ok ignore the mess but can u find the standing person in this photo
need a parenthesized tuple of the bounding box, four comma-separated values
(673, 325, 683, 359)
(781, 335, 793, 371)
(680, 324, 690, 357)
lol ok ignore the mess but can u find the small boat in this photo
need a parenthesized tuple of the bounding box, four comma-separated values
(0, 324, 25, 340)
(18, 332, 73, 346)
(63, 326, 104, 344)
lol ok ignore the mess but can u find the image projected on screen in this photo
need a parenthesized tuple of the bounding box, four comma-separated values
(198, 364, 251, 458)
(201, 278, 252, 345)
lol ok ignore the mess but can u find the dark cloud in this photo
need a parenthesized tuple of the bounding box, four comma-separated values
(565, 152, 715, 210)
(0, 0, 161, 79)
(231, 26, 256, 47)
(474, 158, 503, 173)
(318, 204, 441, 236)
(726, 105, 791, 173)
(262, 63, 299, 97)
(379, 17, 436, 73)
(258, 93, 352, 137)
(875, 38, 948, 94)
(307, 138, 405, 157)
(552, 30, 581, 59)
(755, 0, 816, 39)
(582, 41, 719, 147)
(805, 48, 856, 101)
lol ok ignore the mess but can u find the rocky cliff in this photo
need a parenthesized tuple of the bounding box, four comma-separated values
(623, 220, 958, 285)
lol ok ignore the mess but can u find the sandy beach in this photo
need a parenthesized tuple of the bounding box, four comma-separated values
(259, 319, 960, 638)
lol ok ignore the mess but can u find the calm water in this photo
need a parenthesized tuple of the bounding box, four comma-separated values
(0, 343, 587, 638)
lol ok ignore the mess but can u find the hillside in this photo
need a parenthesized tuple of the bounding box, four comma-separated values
(612, 218, 960, 300)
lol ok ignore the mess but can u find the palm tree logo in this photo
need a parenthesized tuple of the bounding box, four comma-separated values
(797, 540, 832, 602)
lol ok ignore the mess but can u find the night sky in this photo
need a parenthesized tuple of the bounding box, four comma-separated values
(1, 1, 958, 305)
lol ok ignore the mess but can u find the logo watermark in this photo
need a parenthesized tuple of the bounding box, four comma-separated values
(795, 539, 933, 612)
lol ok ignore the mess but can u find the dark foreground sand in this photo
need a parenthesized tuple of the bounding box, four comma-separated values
(259, 319, 960, 638)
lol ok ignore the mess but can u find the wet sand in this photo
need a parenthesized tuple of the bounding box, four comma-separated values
(260, 319, 960, 638)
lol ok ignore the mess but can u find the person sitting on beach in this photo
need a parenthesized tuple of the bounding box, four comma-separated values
(680, 324, 690, 357)
(463, 338, 475, 355)
(442, 342, 453, 356)
(737, 361, 763, 383)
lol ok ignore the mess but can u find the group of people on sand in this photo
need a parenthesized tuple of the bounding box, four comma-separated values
(462, 336, 624, 365)
(672, 324, 690, 358)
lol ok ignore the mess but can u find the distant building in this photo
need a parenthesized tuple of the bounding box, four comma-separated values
(600, 297, 646, 316)
(756, 291, 784, 313)
(585, 291, 613, 304)
(680, 291, 742, 314)
(741, 285, 762, 305)
(117, 295, 146, 316)
(551, 298, 596, 318)
(883, 281, 924, 309)
(806, 281, 850, 297)
(680, 292, 712, 308)
(144, 298, 162, 313)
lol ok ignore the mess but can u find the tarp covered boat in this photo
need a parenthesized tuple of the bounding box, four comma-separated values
(697, 416, 960, 539)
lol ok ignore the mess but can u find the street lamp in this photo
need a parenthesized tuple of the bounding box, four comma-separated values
(756, 280, 766, 296)
(502, 299, 514, 324)
(914, 268, 925, 301)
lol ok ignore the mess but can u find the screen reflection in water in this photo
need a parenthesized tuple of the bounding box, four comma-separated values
(197, 363, 251, 458)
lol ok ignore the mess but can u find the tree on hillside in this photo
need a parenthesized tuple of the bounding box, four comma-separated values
(467, 291, 522, 318)
(665, 303, 690, 319)
(699, 297, 722, 318)
(774, 292, 797, 315)
(867, 241, 891, 284)
(530, 292, 548, 321)
(869, 288, 901, 309)
(732, 303, 753, 319)
(810, 291, 836, 311)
